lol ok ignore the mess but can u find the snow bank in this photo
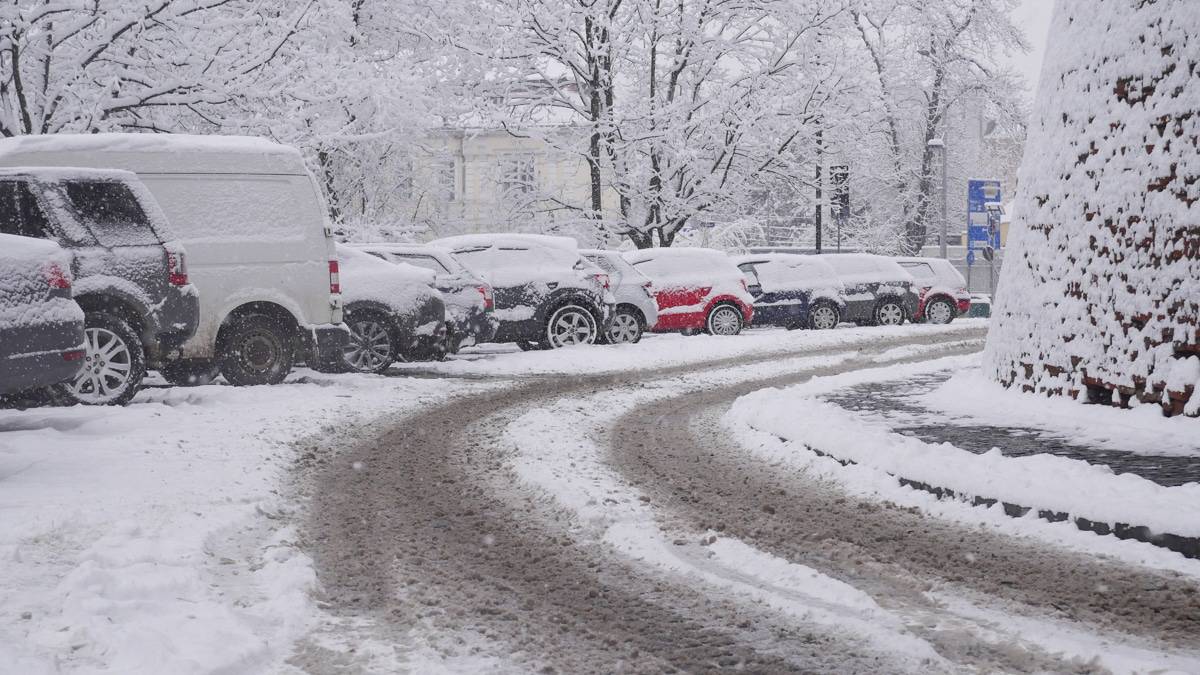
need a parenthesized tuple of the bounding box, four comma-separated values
(985, 1, 1200, 416)
(922, 367, 1199, 457)
(729, 368, 1200, 540)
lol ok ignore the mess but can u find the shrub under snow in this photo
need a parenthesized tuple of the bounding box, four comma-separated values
(985, 0, 1200, 417)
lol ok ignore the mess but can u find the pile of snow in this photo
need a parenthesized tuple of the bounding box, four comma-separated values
(985, 1, 1200, 415)
(728, 365, 1200, 541)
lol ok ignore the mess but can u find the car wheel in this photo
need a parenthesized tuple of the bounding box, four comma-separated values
(706, 304, 743, 336)
(605, 309, 643, 344)
(62, 312, 146, 406)
(342, 312, 395, 374)
(219, 314, 294, 386)
(809, 303, 840, 330)
(925, 298, 956, 325)
(874, 300, 906, 326)
(541, 304, 597, 349)
(160, 360, 219, 386)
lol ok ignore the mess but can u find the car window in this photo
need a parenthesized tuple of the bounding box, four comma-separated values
(395, 253, 450, 274)
(898, 261, 936, 281)
(63, 180, 159, 247)
(0, 180, 55, 240)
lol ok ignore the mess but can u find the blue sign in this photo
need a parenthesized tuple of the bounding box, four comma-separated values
(966, 249, 976, 266)
(967, 179, 1002, 253)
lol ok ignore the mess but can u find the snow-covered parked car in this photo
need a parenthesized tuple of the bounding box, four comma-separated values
(431, 234, 615, 350)
(335, 245, 446, 373)
(0, 233, 86, 397)
(353, 242, 498, 354)
(894, 256, 971, 324)
(623, 247, 754, 336)
(581, 249, 659, 344)
(733, 253, 848, 330)
(0, 134, 349, 388)
(0, 168, 199, 405)
(815, 253, 917, 327)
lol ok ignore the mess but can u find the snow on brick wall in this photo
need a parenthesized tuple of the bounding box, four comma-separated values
(984, 0, 1200, 417)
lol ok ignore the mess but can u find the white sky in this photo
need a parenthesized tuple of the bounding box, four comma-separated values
(1006, 0, 1056, 100)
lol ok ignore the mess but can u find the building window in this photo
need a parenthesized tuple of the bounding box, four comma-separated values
(435, 159, 457, 202)
(500, 155, 536, 197)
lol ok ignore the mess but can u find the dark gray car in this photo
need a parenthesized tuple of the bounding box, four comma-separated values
(0, 233, 86, 397)
(815, 254, 918, 326)
(0, 168, 199, 405)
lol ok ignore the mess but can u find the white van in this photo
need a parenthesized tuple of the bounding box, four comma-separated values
(0, 134, 347, 386)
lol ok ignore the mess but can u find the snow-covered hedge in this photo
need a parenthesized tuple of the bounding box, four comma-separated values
(985, 0, 1200, 417)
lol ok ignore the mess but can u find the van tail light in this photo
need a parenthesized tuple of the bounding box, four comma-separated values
(43, 262, 71, 290)
(594, 272, 611, 290)
(642, 280, 654, 298)
(329, 260, 341, 294)
(167, 251, 189, 286)
(477, 284, 494, 311)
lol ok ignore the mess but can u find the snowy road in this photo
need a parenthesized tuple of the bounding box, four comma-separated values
(298, 324, 1200, 673)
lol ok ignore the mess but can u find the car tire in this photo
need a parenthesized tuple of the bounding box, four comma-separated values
(59, 312, 147, 406)
(218, 314, 294, 386)
(873, 299, 906, 327)
(341, 310, 396, 374)
(160, 360, 220, 386)
(924, 298, 956, 325)
(808, 302, 841, 330)
(705, 304, 744, 336)
(603, 308, 643, 345)
(540, 304, 598, 349)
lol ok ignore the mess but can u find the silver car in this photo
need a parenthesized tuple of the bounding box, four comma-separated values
(581, 249, 659, 344)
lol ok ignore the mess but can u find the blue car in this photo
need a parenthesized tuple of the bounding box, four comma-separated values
(734, 254, 847, 330)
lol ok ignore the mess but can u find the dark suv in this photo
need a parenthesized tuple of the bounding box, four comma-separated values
(430, 234, 614, 350)
(0, 168, 199, 405)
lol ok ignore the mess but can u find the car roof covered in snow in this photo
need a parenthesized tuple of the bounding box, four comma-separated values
(0, 166, 139, 182)
(0, 133, 307, 176)
(431, 233, 580, 253)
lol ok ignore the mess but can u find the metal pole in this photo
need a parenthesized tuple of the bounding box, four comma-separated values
(815, 128, 823, 254)
(940, 141, 948, 259)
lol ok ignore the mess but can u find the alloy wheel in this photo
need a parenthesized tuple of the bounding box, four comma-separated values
(343, 320, 393, 372)
(606, 312, 641, 344)
(811, 305, 839, 330)
(71, 327, 134, 404)
(547, 306, 596, 348)
(877, 302, 904, 326)
(927, 300, 954, 325)
(708, 306, 742, 336)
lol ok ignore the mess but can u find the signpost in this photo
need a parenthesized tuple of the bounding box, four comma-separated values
(966, 179, 1002, 294)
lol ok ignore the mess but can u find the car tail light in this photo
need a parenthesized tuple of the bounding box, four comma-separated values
(919, 286, 931, 299)
(329, 260, 341, 294)
(166, 251, 189, 286)
(642, 280, 654, 298)
(477, 284, 494, 311)
(594, 272, 611, 290)
(43, 262, 71, 290)
(62, 349, 85, 361)
(739, 279, 748, 292)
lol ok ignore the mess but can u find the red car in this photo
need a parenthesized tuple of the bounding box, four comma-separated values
(622, 247, 755, 335)
(895, 257, 972, 324)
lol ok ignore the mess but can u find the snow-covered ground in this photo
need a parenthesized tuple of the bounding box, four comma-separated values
(0, 371, 493, 674)
(725, 356, 1200, 576)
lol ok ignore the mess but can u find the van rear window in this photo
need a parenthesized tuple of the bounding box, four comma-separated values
(63, 181, 159, 246)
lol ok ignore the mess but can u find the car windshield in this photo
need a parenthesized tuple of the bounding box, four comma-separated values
(62, 180, 159, 247)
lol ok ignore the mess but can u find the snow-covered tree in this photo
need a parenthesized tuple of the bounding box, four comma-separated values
(984, 0, 1200, 417)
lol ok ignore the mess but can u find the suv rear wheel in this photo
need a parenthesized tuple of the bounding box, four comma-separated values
(925, 298, 956, 325)
(542, 305, 597, 349)
(706, 304, 743, 336)
(874, 300, 906, 326)
(219, 314, 294, 386)
(62, 312, 146, 406)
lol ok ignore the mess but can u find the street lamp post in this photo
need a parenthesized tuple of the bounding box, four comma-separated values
(928, 137, 948, 258)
